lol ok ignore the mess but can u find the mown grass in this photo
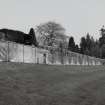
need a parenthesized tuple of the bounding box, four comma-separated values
(0, 62, 105, 105)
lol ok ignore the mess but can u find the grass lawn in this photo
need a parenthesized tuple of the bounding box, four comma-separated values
(0, 62, 105, 105)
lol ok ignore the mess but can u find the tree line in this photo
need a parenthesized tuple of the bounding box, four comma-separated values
(35, 21, 105, 59)
(68, 27, 105, 59)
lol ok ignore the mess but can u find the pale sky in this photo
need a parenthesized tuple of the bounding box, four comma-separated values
(0, 0, 105, 44)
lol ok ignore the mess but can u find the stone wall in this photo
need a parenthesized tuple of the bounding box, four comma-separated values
(0, 41, 48, 64)
(46, 50, 104, 65)
(0, 41, 104, 65)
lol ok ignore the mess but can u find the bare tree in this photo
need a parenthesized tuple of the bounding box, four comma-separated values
(36, 21, 67, 64)
(36, 21, 66, 47)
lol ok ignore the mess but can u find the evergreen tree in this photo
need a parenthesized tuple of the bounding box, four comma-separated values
(75, 44, 80, 53)
(68, 36, 75, 52)
(101, 44, 105, 58)
(98, 26, 105, 58)
(29, 28, 38, 46)
(80, 37, 87, 54)
(86, 33, 91, 52)
(99, 26, 105, 47)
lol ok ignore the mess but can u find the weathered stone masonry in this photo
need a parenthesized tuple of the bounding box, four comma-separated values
(0, 41, 104, 65)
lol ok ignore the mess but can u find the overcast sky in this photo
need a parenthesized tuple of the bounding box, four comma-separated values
(0, 0, 105, 44)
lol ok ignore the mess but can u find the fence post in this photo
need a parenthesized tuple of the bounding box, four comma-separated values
(35, 47, 36, 64)
(7, 41, 9, 62)
(23, 44, 24, 63)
